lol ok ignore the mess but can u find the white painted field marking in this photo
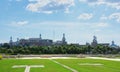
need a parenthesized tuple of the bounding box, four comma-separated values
(12, 65, 27, 68)
(12, 65, 44, 72)
(17, 57, 79, 59)
(79, 63, 103, 66)
(25, 66, 30, 72)
(87, 57, 120, 61)
(51, 59, 78, 72)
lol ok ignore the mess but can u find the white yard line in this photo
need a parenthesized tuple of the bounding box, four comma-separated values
(30, 65, 44, 68)
(87, 57, 120, 61)
(16, 57, 79, 59)
(16, 56, 120, 61)
(25, 66, 30, 72)
(50, 59, 78, 72)
(79, 63, 103, 66)
(12, 65, 44, 72)
(12, 65, 27, 68)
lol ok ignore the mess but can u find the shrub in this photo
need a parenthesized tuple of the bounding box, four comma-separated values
(0, 55, 2, 60)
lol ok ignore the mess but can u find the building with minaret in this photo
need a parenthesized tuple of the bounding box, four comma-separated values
(110, 41, 119, 48)
(54, 33, 67, 45)
(91, 36, 98, 47)
(62, 33, 67, 45)
(7, 33, 68, 46)
(91, 36, 110, 47)
(18, 34, 53, 46)
(16, 38, 19, 46)
(39, 34, 42, 40)
(9, 36, 13, 47)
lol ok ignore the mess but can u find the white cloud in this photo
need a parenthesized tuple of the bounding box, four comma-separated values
(10, 21, 29, 27)
(26, 0, 74, 14)
(96, 23, 109, 27)
(109, 13, 120, 23)
(105, 1, 120, 10)
(78, 13, 93, 20)
(89, 22, 109, 29)
(79, 0, 120, 10)
(100, 13, 120, 23)
(100, 15, 108, 20)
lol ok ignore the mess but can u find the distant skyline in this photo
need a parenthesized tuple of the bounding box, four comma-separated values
(0, 0, 120, 45)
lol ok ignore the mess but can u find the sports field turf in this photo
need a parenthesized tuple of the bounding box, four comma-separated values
(0, 58, 120, 72)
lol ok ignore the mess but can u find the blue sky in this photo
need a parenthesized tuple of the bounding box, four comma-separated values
(0, 0, 120, 45)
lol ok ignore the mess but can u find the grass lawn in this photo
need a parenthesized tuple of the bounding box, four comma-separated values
(0, 58, 120, 72)
(55, 59, 120, 72)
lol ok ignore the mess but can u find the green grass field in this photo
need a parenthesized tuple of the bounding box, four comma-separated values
(0, 58, 120, 72)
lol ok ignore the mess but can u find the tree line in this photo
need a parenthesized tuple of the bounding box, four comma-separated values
(0, 43, 120, 55)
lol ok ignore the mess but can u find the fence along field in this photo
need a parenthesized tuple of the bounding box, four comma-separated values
(0, 57, 120, 72)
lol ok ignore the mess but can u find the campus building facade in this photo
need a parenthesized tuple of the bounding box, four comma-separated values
(9, 34, 67, 46)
